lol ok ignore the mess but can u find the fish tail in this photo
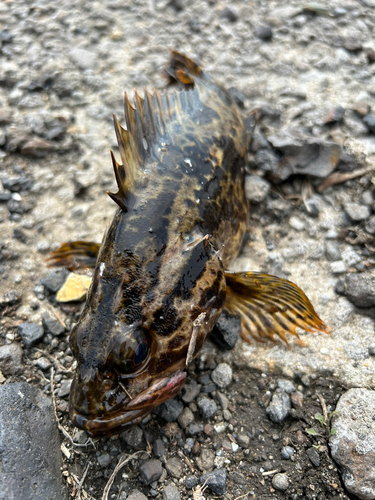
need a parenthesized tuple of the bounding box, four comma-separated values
(47, 241, 100, 271)
(166, 50, 203, 86)
(224, 271, 329, 346)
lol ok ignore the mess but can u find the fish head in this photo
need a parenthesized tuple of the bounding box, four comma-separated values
(69, 228, 226, 438)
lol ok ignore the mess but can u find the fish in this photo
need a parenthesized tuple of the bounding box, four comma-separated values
(49, 51, 328, 438)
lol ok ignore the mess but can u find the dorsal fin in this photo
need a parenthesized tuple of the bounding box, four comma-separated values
(108, 78, 201, 211)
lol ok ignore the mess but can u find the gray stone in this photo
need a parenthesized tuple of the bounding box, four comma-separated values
(344, 202, 371, 222)
(256, 26, 273, 40)
(245, 175, 271, 203)
(0, 383, 67, 499)
(210, 310, 241, 350)
(196, 395, 218, 419)
(272, 473, 289, 491)
(197, 448, 215, 471)
(181, 380, 201, 403)
(187, 422, 204, 435)
(97, 454, 111, 468)
(266, 391, 291, 423)
(365, 216, 375, 234)
(215, 391, 229, 411)
(162, 483, 181, 500)
(57, 379, 72, 398)
(330, 388, 375, 499)
(69, 48, 97, 69)
(41, 312, 65, 336)
(0, 343, 23, 375)
(18, 322, 44, 347)
(40, 269, 69, 292)
(36, 357, 52, 371)
(165, 456, 183, 479)
(185, 475, 197, 490)
(121, 425, 144, 448)
(127, 490, 148, 500)
(330, 261, 346, 274)
(152, 398, 183, 422)
(345, 273, 375, 308)
(325, 241, 341, 261)
(277, 379, 295, 394)
(200, 468, 227, 495)
(139, 459, 163, 485)
(306, 447, 320, 466)
(237, 433, 250, 448)
(152, 438, 165, 457)
(177, 407, 194, 429)
(281, 446, 294, 459)
(211, 363, 232, 388)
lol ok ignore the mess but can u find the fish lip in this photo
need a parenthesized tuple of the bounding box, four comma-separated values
(69, 370, 187, 438)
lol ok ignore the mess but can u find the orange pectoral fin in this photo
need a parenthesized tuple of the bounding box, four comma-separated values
(47, 241, 101, 271)
(224, 271, 329, 346)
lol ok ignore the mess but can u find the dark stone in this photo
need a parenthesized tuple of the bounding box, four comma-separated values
(18, 322, 44, 347)
(256, 26, 273, 40)
(152, 398, 183, 422)
(0, 383, 67, 499)
(0, 343, 23, 375)
(210, 310, 241, 350)
(336, 151, 359, 172)
(57, 379, 72, 398)
(306, 447, 320, 467)
(152, 438, 165, 457)
(13, 228, 27, 243)
(185, 475, 197, 489)
(266, 391, 291, 423)
(363, 113, 375, 134)
(165, 456, 183, 479)
(139, 459, 163, 485)
(196, 395, 218, 419)
(162, 483, 181, 500)
(121, 426, 144, 449)
(345, 273, 375, 308)
(220, 7, 238, 22)
(200, 468, 227, 495)
(41, 312, 65, 336)
(40, 269, 69, 293)
(367, 49, 375, 64)
(181, 380, 201, 403)
(1, 176, 32, 192)
(20, 138, 53, 158)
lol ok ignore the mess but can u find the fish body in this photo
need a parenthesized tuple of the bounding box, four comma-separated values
(50, 52, 327, 438)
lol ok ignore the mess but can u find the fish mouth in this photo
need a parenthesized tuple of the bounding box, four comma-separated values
(69, 370, 187, 438)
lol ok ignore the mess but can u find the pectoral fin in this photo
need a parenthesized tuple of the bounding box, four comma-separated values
(224, 271, 329, 346)
(47, 241, 100, 271)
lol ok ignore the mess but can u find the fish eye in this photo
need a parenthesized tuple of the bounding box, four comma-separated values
(112, 326, 151, 374)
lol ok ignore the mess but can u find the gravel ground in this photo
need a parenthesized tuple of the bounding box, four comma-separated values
(1, 0, 375, 499)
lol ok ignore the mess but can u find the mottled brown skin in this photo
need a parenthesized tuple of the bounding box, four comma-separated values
(69, 53, 249, 437)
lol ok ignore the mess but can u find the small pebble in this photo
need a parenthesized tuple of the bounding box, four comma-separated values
(122, 426, 144, 448)
(0, 343, 23, 375)
(56, 273, 92, 302)
(162, 484, 181, 500)
(41, 312, 65, 336)
(40, 269, 69, 293)
(165, 457, 183, 479)
(266, 392, 291, 423)
(177, 407, 194, 429)
(153, 399, 183, 422)
(57, 379, 72, 398)
(245, 175, 270, 203)
(256, 26, 273, 40)
(197, 395, 218, 419)
(97, 453, 111, 468)
(211, 363, 232, 388)
(153, 439, 165, 458)
(343, 202, 371, 222)
(306, 447, 320, 467)
(277, 379, 295, 394)
(18, 322, 44, 347)
(127, 490, 148, 500)
(181, 380, 201, 403)
(185, 475, 197, 490)
(237, 434, 250, 448)
(36, 357, 52, 371)
(200, 468, 227, 495)
(272, 473, 289, 491)
(330, 261, 346, 274)
(139, 459, 163, 485)
(281, 446, 295, 460)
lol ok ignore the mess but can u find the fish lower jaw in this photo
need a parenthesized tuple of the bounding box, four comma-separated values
(69, 370, 187, 438)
